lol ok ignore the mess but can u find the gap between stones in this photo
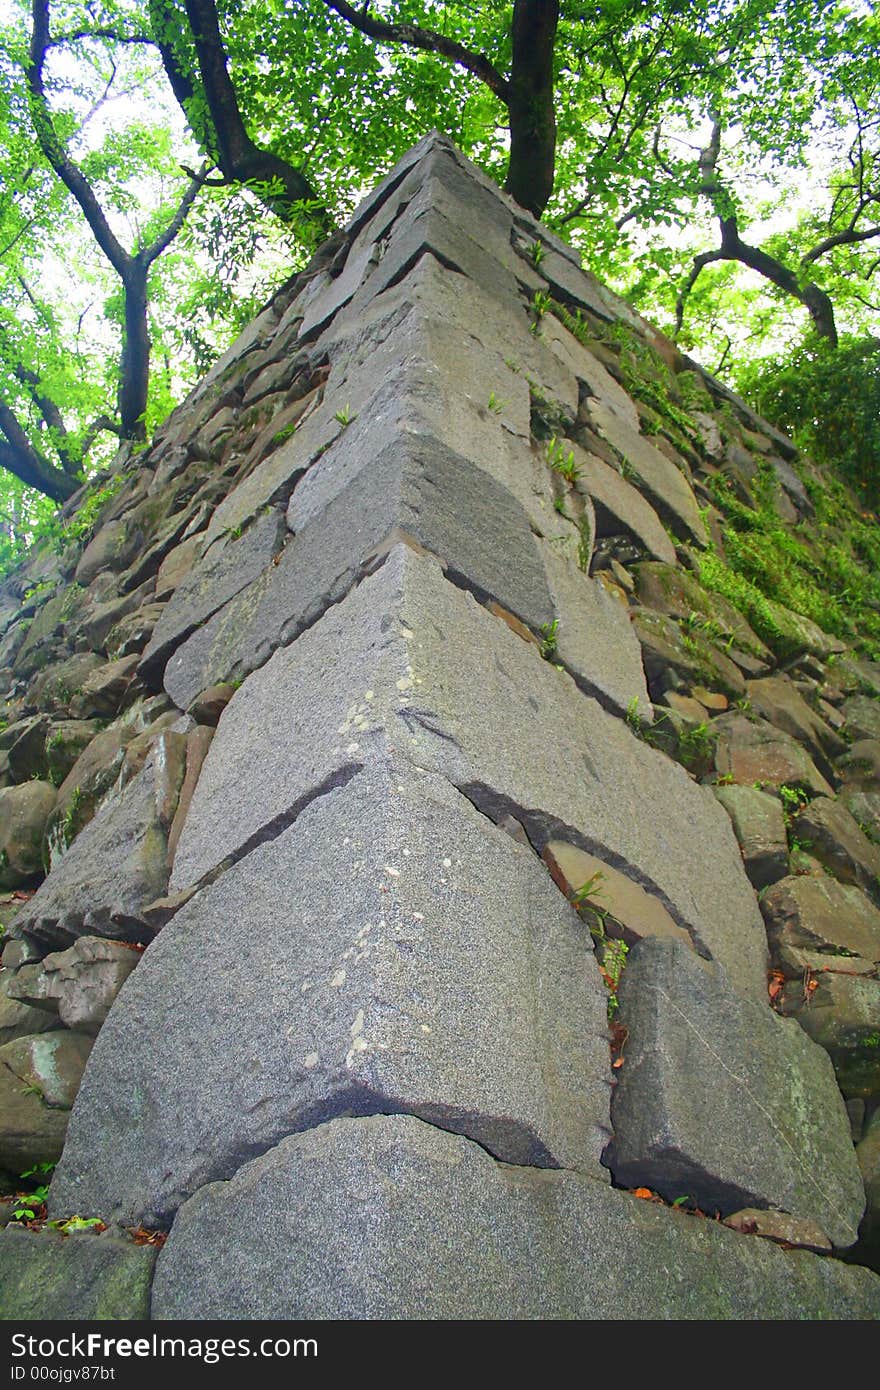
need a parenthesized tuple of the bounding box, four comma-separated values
(455, 779, 715, 965)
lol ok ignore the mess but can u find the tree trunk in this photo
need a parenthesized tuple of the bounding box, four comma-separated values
(504, 0, 559, 217)
(119, 263, 150, 440)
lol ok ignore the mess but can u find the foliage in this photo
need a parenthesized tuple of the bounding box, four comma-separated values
(0, 0, 877, 543)
(698, 465, 880, 659)
(10, 1161, 55, 1221)
(737, 336, 880, 508)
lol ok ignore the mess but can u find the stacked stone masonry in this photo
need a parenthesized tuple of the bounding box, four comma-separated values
(0, 135, 878, 1319)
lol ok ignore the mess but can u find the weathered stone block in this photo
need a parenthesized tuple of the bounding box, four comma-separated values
(169, 546, 766, 999)
(756, 878, 880, 967)
(713, 714, 834, 797)
(793, 797, 880, 900)
(139, 507, 286, 683)
(49, 760, 610, 1227)
(0, 1031, 92, 1170)
(0, 1225, 155, 1320)
(0, 781, 56, 887)
(586, 399, 707, 546)
(714, 784, 789, 890)
(10, 758, 174, 948)
(605, 938, 865, 1248)
(573, 448, 676, 565)
(150, 1114, 880, 1319)
(9, 936, 139, 1034)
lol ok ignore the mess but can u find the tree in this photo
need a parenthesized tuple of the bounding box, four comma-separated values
(1, 0, 877, 517)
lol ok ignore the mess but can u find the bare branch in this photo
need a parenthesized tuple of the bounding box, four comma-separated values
(675, 248, 723, 337)
(142, 162, 209, 264)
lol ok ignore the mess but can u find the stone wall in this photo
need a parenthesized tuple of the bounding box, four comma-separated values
(0, 134, 878, 1319)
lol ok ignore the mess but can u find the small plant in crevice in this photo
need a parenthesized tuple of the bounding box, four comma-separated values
(778, 782, 810, 826)
(10, 1162, 55, 1222)
(626, 695, 647, 737)
(334, 404, 354, 427)
(528, 239, 546, 267)
(546, 435, 579, 484)
(676, 719, 716, 772)
(271, 419, 297, 447)
(540, 618, 559, 660)
(599, 938, 629, 1019)
(487, 391, 506, 415)
(530, 288, 552, 335)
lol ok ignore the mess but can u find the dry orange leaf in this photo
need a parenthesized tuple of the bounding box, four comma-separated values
(632, 1187, 658, 1201)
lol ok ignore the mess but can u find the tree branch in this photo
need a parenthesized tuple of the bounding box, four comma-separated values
(675, 248, 723, 337)
(142, 162, 209, 265)
(26, 0, 131, 280)
(10, 362, 79, 474)
(181, 0, 333, 230)
(802, 221, 880, 266)
(0, 401, 79, 501)
(685, 119, 839, 345)
(323, 0, 510, 103)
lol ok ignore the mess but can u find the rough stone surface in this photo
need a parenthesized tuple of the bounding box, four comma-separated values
(8, 937, 140, 1034)
(633, 607, 746, 700)
(569, 453, 678, 567)
(150, 1114, 880, 1320)
(0, 1031, 92, 1169)
(1, 715, 49, 782)
(782, 973, 880, 1099)
(722, 1208, 832, 1253)
(202, 396, 340, 550)
(69, 654, 140, 720)
(539, 540, 650, 717)
(586, 399, 707, 546)
(0, 977, 59, 1047)
(0, 781, 56, 888)
(714, 785, 789, 890)
(713, 714, 834, 797)
(634, 563, 771, 661)
(605, 938, 865, 1248)
(843, 695, 880, 744)
(50, 761, 610, 1227)
(760, 874, 880, 965)
(165, 433, 558, 708)
(169, 546, 767, 1000)
(140, 507, 287, 682)
(44, 719, 102, 789)
(0, 1225, 155, 1320)
(792, 797, 880, 900)
(855, 1109, 880, 1269)
(747, 675, 846, 772)
(10, 758, 174, 948)
(542, 841, 690, 947)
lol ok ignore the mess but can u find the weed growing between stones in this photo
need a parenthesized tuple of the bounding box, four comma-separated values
(530, 289, 552, 335)
(10, 1162, 54, 1222)
(546, 436, 579, 484)
(539, 619, 559, 659)
(271, 420, 297, 446)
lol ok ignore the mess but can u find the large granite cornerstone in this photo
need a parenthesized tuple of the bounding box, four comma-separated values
(150, 1114, 880, 1320)
(48, 761, 611, 1226)
(169, 545, 768, 1000)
